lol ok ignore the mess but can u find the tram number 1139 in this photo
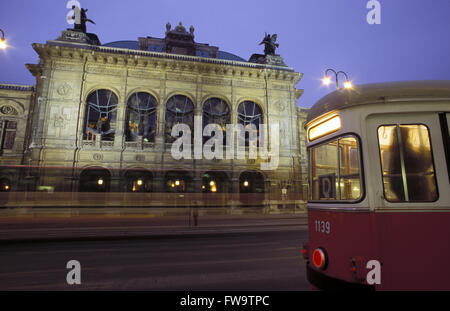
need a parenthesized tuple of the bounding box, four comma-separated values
(314, 220, 330, 234)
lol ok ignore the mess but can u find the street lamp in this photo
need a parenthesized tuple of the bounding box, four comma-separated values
(322, 69, 352, 90)
(0, 29, 6, 49)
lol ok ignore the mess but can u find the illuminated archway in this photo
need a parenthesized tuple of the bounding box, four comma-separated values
(79, 168, 111, 192)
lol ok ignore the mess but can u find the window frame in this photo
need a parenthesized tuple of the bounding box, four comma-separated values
(125, 92, 157, 143)
(202, 98, 230, 129)
(237, 101, 263, 146)
(0, 119, 17, 152)
(84, 89, 118, 141)
(202, 98, 230, 145)
(376, 123, 439, 203)
(308, 132, 366, 204)
(438, 113, 450, 184)
(164, 95, 194, 144)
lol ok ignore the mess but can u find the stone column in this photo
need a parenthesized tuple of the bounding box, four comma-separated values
(110, 176, 122, 193)
(155, 72, 167, 152)
(230, 169, 240, 208)
(193, 165, 203, 193)
(155, 106, 165, 151)
(114, 97, 126, 150)
(152, 170, 165, 193)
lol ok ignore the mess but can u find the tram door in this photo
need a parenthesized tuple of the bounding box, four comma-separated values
(366, 111, 450, 290)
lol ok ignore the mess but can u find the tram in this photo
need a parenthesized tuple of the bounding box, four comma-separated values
(302, 81, 450, 290)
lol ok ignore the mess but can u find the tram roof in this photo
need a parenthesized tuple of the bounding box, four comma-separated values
(307, 80, 450, 124)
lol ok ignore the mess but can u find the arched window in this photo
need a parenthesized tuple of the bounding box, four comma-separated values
(240, 171, 265, 193)
(79, 168, 111, 192)
(125, 92, 157, 143)
(0, 119, 17, 151)
(202, 171, 230, 193)
(165, 95, 194, 143)
(237, 101, 262, 146)
(0, 178, 11, 192)
(84, 89, 118, 141)
(124, 169, 152, 192)
(202, 98, 230, 143)
(165, 171, 192, 193)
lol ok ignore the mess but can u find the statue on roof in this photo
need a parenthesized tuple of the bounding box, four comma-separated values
(72, 6, 95, 33)
(259, 32, 279, 56)
(174, 22, 187, 33)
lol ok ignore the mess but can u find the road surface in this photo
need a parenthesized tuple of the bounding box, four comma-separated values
(0, 228, 309, 291)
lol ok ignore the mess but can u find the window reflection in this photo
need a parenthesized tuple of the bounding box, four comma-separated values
(202, 98, 230, 144)
(165, 95, 194, 143)
(378, 124, 438, 202)
(84, 90, 118, 141)
(125, 92, 157, 143)
(339, 137, 361, 200)
(310, 136, 362, 201)
(237, 101, 262, 147)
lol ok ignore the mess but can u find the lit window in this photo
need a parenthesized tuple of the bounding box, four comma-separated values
(309, 135, 362, 201)
(378, 124, 438, 202)
(126, 92, 157, 143)
(237, 101, 262, 146)
(239, 171, 265, 193)
(203, 98, 230, 144)
(202, 171, 230, 193)
(165, 95, 194, 143)
(124, 170, 152, 192)
(165, 171, 191, 192)
(79, 168, 111, 192)
(0, 178, 10, 192)
(84, 90, 118, 141)
(308, 115, 341, 141)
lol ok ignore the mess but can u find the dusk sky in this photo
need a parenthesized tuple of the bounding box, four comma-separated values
(1, 0, 449, 107)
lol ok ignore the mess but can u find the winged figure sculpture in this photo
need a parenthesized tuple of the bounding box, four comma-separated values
(259, 33, 279, 56)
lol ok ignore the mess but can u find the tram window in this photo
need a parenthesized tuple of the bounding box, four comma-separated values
(378, 124, 438, 202)
(339, 137, 362, 200)
(310, 135, 362, 201)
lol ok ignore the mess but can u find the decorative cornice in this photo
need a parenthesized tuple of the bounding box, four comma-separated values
(0, 84, 35, 92)
(37, 41, 295, 73)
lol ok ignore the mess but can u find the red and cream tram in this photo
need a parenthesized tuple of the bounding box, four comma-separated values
(302, 81, 450, 290)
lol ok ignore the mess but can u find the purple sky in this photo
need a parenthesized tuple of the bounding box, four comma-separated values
(1, 0, 449, 108)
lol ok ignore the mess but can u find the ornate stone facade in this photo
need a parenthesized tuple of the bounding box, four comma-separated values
(0, 25, 309, 206)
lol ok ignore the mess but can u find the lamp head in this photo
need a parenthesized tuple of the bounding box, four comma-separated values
(322, 76, 331, 86)
(0, 30, 6, 49)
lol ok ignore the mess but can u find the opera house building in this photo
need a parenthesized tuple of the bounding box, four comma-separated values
(0, 22, 309, 209)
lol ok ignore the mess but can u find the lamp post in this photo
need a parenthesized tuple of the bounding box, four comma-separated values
(322, 69, 352, 90)
(0, 29, 6, 49)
